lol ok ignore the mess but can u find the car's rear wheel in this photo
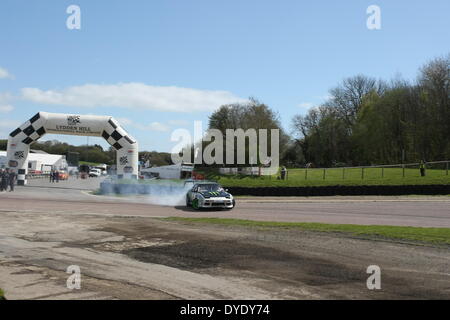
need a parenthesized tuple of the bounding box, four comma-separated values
(186, 195, 191, 207)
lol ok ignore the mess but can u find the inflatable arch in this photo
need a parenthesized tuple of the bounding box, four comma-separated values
(6, 112, 139, 185)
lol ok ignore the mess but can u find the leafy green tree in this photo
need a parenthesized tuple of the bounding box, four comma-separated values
(292, 53, 449, 166)
(207, 98, 289, 167)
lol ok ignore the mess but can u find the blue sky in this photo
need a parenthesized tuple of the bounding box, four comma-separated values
(0, 0, 449, 152)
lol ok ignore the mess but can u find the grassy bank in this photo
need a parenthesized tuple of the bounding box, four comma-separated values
(166, 217, 450, 245)
(199, 168, 450, 187)
(0, 288, 5, 300)
(79, 161, 104, 166)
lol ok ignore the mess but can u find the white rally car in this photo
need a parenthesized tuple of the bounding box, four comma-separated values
(186, 181, 235, 210)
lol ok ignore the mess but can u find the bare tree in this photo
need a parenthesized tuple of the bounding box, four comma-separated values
(327, 75, 378, 126)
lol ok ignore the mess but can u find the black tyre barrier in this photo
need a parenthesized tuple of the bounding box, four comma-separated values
(225, 184, 450, 197)
(99, 182, 449, 197)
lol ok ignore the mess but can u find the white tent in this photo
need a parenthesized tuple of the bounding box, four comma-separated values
(140, 162, 194, 179)
(0, 151, 67, 173)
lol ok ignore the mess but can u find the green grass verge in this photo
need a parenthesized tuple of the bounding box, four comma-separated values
(198, 168, 450, 187)
(166, 217, 450, 245)
(0, 288, 5, 300)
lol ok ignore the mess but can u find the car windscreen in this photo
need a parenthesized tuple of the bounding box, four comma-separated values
(197, 184, 223, 192)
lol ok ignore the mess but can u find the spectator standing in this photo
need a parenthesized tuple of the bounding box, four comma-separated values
(8, 170, 16, 192)
(0, 169, 7, 192)
(419, 160, 426, 177)
(280, 166, 287, 180)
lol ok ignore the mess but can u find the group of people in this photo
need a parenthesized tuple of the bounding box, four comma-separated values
(0, 168, 17, 192)
(49, 170, 60, 183)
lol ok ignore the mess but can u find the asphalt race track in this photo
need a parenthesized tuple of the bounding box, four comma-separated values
(0, 177, 449, 300)
(1, 177, 449, 227)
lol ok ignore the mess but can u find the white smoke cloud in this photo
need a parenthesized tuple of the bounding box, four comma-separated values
(145, 184, 192, 206)
(107, 180, 191, 206)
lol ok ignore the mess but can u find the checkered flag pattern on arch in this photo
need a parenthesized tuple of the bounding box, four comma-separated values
(9, 112, 46, 145)
(101, 118, 137, 150)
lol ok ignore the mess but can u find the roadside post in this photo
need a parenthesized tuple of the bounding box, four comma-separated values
(420, 160, 426, 177)
(402, 150, 405, 178)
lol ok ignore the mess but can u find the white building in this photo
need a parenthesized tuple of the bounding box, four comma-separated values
(0, 150, 68, 173)
(218, 166, 274, 176)
(140, 162, 194, 179)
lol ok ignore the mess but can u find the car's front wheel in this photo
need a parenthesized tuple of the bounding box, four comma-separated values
(191, 198, 200, 210)
(224, 199, 235, 210)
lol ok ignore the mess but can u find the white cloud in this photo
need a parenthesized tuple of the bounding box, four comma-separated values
(0, 67, 12, 79)
(0, 120, 19, 127)
(0, 105, 14, 113)
(298, 102, 313, 109)
(21, 83, 248, 113)
(0, 92, 12, 102)
(0, 119, 21, 134)
(115, 118, 170, 132)
(115, 117, 133, 126)
(0, 93, 14, 113)
(167, 119, 189, 126)
(146, 122, 170, 132)
(318, 94, 332, 101)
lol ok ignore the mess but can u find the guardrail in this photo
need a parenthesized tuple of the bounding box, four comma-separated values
(287, 160, 450, 181)
(26, 173, 71, 180)
(26, 173, 49, 180)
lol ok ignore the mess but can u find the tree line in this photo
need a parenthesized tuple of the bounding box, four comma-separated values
(0, 139, 172, 167)
(291, 54, 449, 167)
(1, 54, 448, 169)
(200, 54, 449, 168)
(0, 140, 115, 165)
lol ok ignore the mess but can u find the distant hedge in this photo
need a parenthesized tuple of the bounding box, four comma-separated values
(226, 184, 450, 196)
(0, 288, 5, 300)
